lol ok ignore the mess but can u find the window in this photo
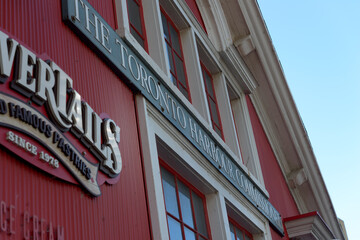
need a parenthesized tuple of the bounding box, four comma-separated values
(227, 84, 246, 163)
(201, 63, 223, 139)
(127, 0, 147, 50)
(227, 86, 264, 180)
(160, 8, 191, 100)
(229, 94, 244, 163)
(229, 218, 253, 240)
(160, 162, 211, 240)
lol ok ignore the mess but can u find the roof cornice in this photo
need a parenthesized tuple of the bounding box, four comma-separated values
(237, 1, 344, 239)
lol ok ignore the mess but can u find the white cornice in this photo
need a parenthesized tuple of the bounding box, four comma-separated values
(284, 212, 336, 239)
(219, 45, 258, 93)
(234, 35, 255, 56)
(249, 92, 310, 214)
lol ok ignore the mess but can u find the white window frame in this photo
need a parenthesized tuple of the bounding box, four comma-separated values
(136, 95, 269, 240)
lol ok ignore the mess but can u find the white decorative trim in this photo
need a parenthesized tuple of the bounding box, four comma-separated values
(136, 95, 170, 240)
(219, 45, 258, 93)
(113, 0, 129, 36)
(237, 94, 265, 185)
(214, 74, 242, 159)
(284, 213, 336, 239)
(206, 193, 233, 240)
(234, 35, 255, 56)
(142, 0, 169, 72)
(288, 168, 308, 189)
(181, 28, 210, 121)
(181, 0, 258, 95)
(194, 0, 231, 51)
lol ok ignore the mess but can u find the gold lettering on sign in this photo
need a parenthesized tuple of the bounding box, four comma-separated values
(5, 131, 60, 169)
(6, 131, 37, 155)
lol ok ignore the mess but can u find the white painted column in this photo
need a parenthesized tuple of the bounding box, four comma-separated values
(114, 0, 129, 36)
(231, 95, 264, 185)
(142, 0, 169, 73)
(181, 28, 210, 121)
(136, 95, 170, 240)
(206, 192, 232, 240)
(213, 73, 242, 160)
(258, 221, 272, 240)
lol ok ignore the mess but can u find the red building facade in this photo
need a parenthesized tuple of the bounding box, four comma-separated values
(0, 0, 344, 239)
(0, 1, 151, 239)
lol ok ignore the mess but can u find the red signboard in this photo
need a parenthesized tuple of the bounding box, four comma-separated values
(0, 0, 151, 239)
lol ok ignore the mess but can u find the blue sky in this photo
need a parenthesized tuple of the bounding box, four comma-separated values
(257, 1, 360, 239)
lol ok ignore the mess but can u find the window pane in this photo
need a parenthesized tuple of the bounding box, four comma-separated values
(170, 23, 181, 54)
(236, 228, 244, 240)
(161, 13, 169, 41)
(192, 191, 208, 237)
(168, 216, 183, 240)
(204, 71, 214, 98)
(209, 99, 220, 125)
(166, 44, 175, 73)
(178, 180, 194, 228)
(171, 74, 177, 85)
(128, 0, 143, 35)
(161, 167, 179, 218)
(229, 222, 236, 240)
(214, 125, 222, 138)
(184, 227, 196, 240)
(130, 27, 145, 48)
(174, 53, 186, 86)
(179, 84, 189, 99)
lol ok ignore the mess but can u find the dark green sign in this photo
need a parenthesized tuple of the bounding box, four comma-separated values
(62, 0, 284, 234)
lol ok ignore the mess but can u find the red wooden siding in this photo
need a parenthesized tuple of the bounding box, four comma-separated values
(246, 96, 299, 240)
(0, 0, 151, 239)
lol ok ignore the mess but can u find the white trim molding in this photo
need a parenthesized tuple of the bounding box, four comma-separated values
(284, 212, 336, 239)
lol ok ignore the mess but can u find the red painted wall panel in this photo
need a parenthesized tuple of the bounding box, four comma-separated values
(246, 96, 299, 239)
(184, 0, 207, 32)
(0, 0, 151, 239)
